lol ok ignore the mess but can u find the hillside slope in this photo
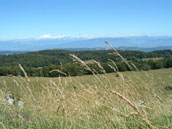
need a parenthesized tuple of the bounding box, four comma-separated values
(0, 68, 171, 128)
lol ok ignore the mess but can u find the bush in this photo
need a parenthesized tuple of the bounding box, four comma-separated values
(141, 64, 151, 71)
(165, 85, 172, 91)
(152, 61, 163, 69)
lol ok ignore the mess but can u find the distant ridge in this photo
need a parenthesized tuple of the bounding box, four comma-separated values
(59, 46, 172, 52)
(0, 46, 171, 55)
(117, 46, 172, 52)
(0, 36, 172, 51)
(0, 51, 27, 55)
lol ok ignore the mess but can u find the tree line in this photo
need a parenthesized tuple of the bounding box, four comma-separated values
(0, 49, 172, 77)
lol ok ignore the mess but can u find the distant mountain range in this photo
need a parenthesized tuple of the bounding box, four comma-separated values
(0, 51, 28, 55)
(0, 36, 172, 51)
(0, 46, 172, 55)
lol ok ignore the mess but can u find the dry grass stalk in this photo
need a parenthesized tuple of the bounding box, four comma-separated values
(69, 54, 91, 71)
(108, 64, 117, 72)
(69, 54, 105, 87)
(130, 62, 139, 71)
(13, 79, 19, 86)
(19, 64, 30, 81)
(0, 121, 6, 129)
(111, 90, 157, 129)
(50, 69, 67, 76)
(108, 58, 119, 72)
(50, 79, 65, 99)
(93, 60, 106, 74)
(105, 41, 134, 71)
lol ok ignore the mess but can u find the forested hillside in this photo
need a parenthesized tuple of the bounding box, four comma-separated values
(0, 49, 172, 77)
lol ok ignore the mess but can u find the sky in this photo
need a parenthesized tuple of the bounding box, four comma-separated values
(0, 0, 172, 40)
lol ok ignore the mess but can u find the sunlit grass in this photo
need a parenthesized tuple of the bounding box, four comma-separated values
(0, 68, 172, 128)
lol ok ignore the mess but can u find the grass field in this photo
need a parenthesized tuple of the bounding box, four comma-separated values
(0, 68, 172, 129)
(141, 57, 164, 61)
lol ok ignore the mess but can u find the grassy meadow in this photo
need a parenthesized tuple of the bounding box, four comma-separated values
(0, 68, 172, 129)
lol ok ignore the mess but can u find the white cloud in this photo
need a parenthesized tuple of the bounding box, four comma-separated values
(36, 34, 66, 39)
(36, 34, 135, 40)
(35, 33, 172, 40)
(36, 34, 101, 40)
(67, 34, 98, 39)
(167, 34, 172, 36)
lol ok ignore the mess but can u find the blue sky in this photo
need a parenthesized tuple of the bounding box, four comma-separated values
(0, 0, 172, 40)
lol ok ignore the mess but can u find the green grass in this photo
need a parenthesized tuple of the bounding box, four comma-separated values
(0, 68, 172, 128)
(141, 57, 163, 61)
